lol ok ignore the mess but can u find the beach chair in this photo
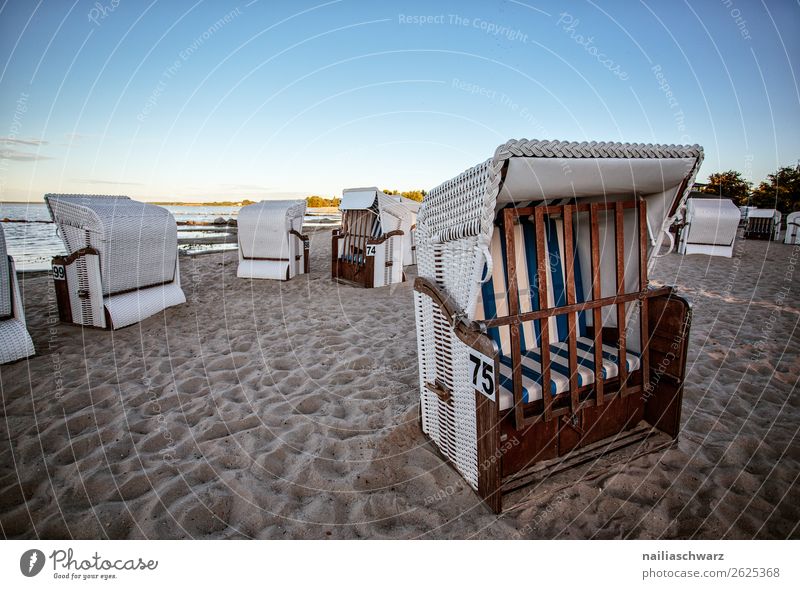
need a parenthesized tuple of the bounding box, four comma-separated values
(743, 208, 781, 240)
(0, 225, 35, 364)
(331, 187, 412, 288)
(45, 194, 186, 330)
(390, 195, 420, 266)
(783, 212, 800, 245)
(413, 139, 703, 512)
(677, 197, 740, 257)
(237, 200, 309, 280)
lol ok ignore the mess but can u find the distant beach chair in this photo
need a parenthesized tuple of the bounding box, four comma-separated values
(783, 211, 800, 245)
(45, 194, 186, 329)
(389, 195, 420, 266)
(0, 225, 35, 363)
(743, 208, 781, 240)
(237, 200, 309, 280)
(677, 197, 740, 257)
(414, 139, 703, 512)
(331, 187, 413, 287)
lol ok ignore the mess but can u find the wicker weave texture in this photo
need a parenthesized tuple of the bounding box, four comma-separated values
(414, 138, 704, 493)
(45, 194, 179, 296)
(0, 227, 11, 317)
(0, 229, 35, 363)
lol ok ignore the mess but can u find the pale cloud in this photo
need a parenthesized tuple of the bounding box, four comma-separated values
(0, 148, 54, 161)
(0, 136, 48, 146)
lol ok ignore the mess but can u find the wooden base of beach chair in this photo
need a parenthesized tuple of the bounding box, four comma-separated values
(500, 422, 676, 512)
(51, 249, 185, 330)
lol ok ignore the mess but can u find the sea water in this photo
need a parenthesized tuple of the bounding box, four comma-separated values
(0, 202, 340, 271)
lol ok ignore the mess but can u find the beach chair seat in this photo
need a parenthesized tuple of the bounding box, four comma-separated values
(0, 225, 35, 364)
(45, 194, 186, 329)
(332, 187, 412, 288)
(497, 340, 640, 409)
(474, 208, 643, 410)
(414, 138, 703, 512)
(237, 200, 309, 281)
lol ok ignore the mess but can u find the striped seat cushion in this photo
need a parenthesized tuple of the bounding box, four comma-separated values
(497, 337, 640, 410)
(475, 203, 641, 411)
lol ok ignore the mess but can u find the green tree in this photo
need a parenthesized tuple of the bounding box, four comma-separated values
(749, 166, 800, 212)
(306, 195, 341, 208)
(700, 170, 752, 205)
(381, 188, 427, 202)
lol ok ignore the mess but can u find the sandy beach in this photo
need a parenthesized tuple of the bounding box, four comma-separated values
(0, 233, 797, 539)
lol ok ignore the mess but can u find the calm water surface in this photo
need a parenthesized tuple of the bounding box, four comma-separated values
(0, 202, 339, 271)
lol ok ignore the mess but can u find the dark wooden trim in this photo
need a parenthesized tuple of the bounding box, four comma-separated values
(503, 208, 525, 430)
(413, 277, 498, 358)
(615, 202, 628, 396)
(590, 203, 604, 406)
(481, 286, 671, 327)
(241, 256, 292, 262)
(425, 381, 452, 403)
(534, 207, 553, 422)
(638, 199, 650, 396)
(367, 229, 404, 245)
(509, 201, 638, 218)
(563, 204, 579, 413)
(290, 229, 310, 274)
(644, 291, 690, 438)
(104, 279, 173, 298)
(51, 246, 100, 266)
(331, 231, 340, 280)
(476, 389, 502, 513)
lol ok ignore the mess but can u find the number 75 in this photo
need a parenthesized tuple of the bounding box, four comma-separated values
(469, 353, 495, 398)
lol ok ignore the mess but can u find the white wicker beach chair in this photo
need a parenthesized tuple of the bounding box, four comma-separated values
(677, 197, 740, 257)
(414, 138, 703, 512)
(783, 211, 800, 245)
(0, 225, 35, 364)
(331, 187, 413, 287)
(389, 195, 420, 266)
(237, 200, 309, 280)
(45, 194, 186, 330)
(744, 208, 782, 240)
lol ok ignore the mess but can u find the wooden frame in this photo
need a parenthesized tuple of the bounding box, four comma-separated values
(331, 209, 404, 288)
(414, 199, 693, 513)
(743, 216, 776, 240)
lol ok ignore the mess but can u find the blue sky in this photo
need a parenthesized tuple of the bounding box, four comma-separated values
(0, 0, 798, 202)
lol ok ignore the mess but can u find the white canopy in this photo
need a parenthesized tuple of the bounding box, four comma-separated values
(45, 194, 179, 296)
(748, 208, 781, 221)
(340, 187, 414, 235)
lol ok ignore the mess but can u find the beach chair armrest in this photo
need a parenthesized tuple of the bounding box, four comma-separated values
(414, 276, 497, 359)
(289, 228, 309, 242)
(367, 229, 404, 245)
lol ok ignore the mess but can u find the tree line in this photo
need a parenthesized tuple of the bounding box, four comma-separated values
(305, 189, 427, 208)
(701, 165, 799, 212)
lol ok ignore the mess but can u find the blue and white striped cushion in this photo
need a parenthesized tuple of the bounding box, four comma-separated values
(475, 203, 639, 411)
(497, 337, 640, 410)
